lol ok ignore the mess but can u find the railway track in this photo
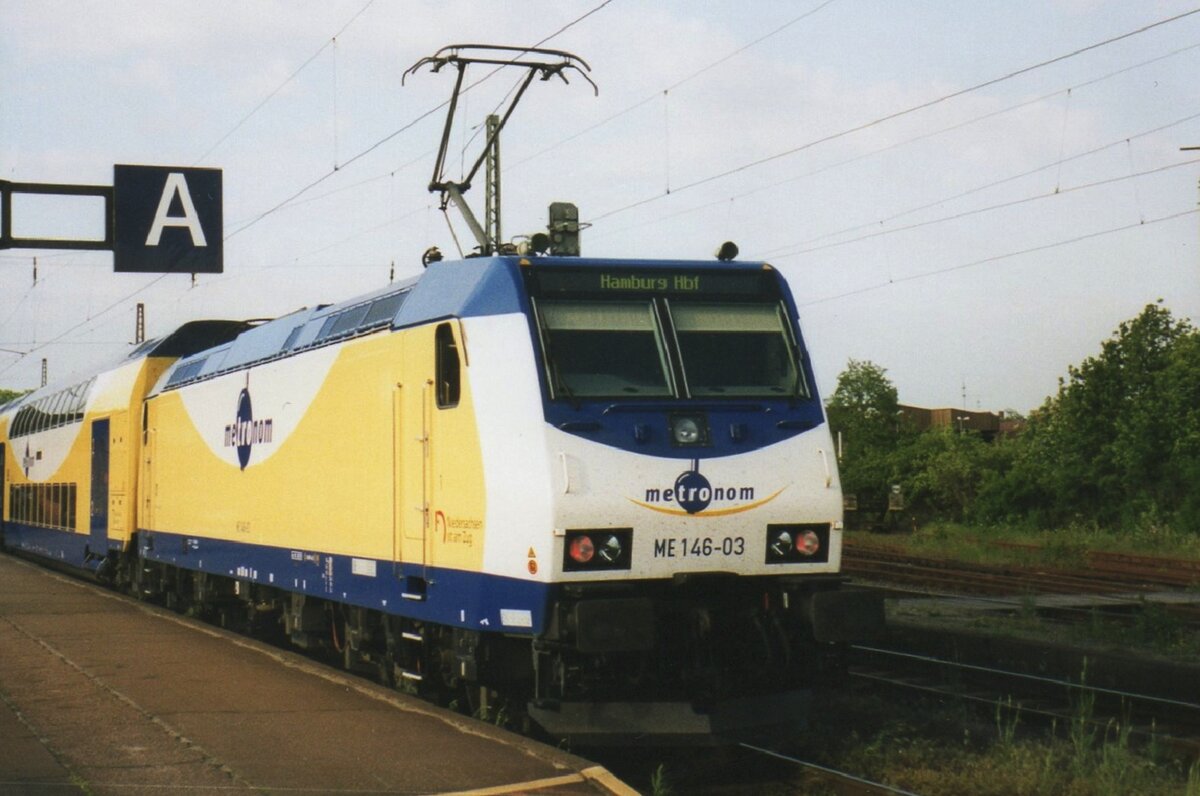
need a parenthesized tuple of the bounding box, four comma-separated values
(849, 643, 1200, 761)
(738, 742, 922, 796)
(843, 536, 1200, 596)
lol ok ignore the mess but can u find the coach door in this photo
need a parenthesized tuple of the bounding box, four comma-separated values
(140, 404, 155, 530)
(0, 443, 6, 524)
(89, 418, 110, 553)
(107, 412, 129, 541)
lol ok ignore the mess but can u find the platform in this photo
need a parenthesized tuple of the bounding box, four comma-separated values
(0, 552, 633, 796)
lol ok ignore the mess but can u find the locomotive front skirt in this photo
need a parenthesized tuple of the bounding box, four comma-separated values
(0, 255, 884, 741)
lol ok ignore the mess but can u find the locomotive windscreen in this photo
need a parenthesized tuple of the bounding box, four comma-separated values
(528, 266, 809, 401)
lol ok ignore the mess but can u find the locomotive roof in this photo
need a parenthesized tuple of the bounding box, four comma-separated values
(150, 255, 776, 395)
(0, 319, 252, 415)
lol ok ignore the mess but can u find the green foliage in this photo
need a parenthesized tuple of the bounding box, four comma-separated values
(826, 359, 910, 503)
(994, 696, 1021, 748)
(649, 763, 672, 796)
(1038, 302, 1197, 528)
(840, 712, 1190, 796)
(899, 427, 997, 521)
(0, 387, 28, 405)
(831, 303, 1200, 533)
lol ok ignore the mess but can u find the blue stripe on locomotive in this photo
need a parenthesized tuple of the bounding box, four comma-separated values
(138, 530, 549, 636)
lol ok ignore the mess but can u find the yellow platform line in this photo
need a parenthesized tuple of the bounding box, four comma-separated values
(439, 764, 639, 795)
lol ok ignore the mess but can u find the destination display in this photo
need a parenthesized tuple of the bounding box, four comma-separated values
(533, 267, 773, 297)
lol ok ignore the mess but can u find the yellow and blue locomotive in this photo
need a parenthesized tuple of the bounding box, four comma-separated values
(1, 252, 881, 741)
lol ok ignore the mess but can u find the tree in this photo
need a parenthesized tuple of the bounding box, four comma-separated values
(901, 427, 996, 521)
(0, 388, 28, 406)
(1145, 328, 1200, 528)
(826, 360, 901, 450)
(826, 360, 908, 505)
(1055, 303, 1193, 522)
(978, 303, 1198, 529)
(828, 305, 1200, 533)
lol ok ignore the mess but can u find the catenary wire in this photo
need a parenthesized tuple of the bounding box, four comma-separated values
(588, 6, 1200, 225)
(798, 207, 1200, 307)
(0, 2, 620, 384)
(755, 108, 1200, 260)
(192, 0, 376, 165)
(2, 2, 378, 380)
(765, 158, 1200, 262)
(507, 0, 840, 172)
(588, 40, 1200, 244)
(0, 274, 169, 381)
(226, 0, 617, 242)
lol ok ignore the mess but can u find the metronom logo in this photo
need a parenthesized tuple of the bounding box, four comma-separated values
(630, 460, 783, 517)
(224, 387, 273, 471)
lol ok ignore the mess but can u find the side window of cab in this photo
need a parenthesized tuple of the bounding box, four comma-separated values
(435, 322, 461, 408)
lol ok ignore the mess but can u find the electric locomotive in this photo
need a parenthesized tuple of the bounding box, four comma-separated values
(0, 43, 883, 743)
(0, 248, 883, 742)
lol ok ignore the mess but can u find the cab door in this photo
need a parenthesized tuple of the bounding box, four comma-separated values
(395, 329, 430, 595)
(394, 320, 483, 592)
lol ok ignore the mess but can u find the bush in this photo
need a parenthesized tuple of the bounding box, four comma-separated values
(828, 304, 1200, 534)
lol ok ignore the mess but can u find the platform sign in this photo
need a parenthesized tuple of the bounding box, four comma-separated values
(113, 165, 222, 274)
(0, 164, 224, 274)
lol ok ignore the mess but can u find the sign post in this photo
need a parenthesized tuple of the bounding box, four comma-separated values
(0, 164, 223, 274)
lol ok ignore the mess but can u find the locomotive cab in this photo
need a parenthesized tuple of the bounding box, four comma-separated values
(505, 257, 885, 742)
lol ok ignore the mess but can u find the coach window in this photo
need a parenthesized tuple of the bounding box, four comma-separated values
(435, 322, 461, 408)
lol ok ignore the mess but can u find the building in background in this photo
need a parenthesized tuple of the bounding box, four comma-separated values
(898, 405, 1025, 441)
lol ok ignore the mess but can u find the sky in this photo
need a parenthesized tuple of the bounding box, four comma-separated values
(2, 0, 1199, 413)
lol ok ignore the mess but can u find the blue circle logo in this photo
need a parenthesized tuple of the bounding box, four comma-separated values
(674, 466, 712, 514)
(235, 388, 253, 470)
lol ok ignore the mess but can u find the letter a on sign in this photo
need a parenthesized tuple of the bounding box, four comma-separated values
(113, 165, 223, 273)
(145, 173, 207, 247)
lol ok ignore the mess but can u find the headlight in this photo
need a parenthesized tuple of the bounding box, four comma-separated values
(768, 530, 794, 558)
(669, 414, 709, 447)
(765, 524, 830, 564)
(598, 534, 623, 563)
(568, 534, 595, 564)
(796, 529, 821, 556)
(563, 529, 633, 572)
(673, 417, 700, 444)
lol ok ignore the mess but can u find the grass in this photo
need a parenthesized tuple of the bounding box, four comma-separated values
(616, 687, 1199, 796)
(856, 521, 1200, 569)
(649, 763, 672, 796)
(865, 522, 1200, 662)
(790, 689, 1199, 796)
(821, 523, 1200, 792)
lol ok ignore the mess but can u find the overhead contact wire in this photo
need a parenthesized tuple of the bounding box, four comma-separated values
(227, 0, 617, 242)
(765, 158, 1200, 261)
(799, 207, 1200, 307)
(589, 6, 1200, 224)
(193, 0, 376, 165)
(756, 109, 1200, 259)
(0, 274, 169, 380)
(508, 0, 840, 171)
